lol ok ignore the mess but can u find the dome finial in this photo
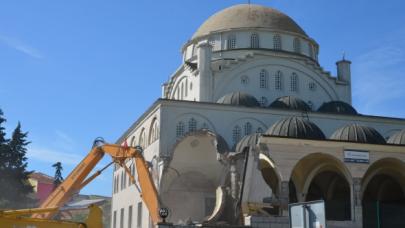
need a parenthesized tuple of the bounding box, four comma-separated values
(342, 51, 346, 60)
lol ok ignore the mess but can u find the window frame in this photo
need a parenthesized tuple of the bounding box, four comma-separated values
(250, 33, 259, 48)
(260, 69, 269, 89)
(273, 34, 282, 50)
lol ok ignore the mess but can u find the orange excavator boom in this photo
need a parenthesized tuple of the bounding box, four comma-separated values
(32, 138, 161, 224)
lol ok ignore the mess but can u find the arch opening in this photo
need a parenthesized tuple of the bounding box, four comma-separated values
(362, 158, 405, 227)
(258, 153, 280, 215)
(306, 171, 351, 221)
(290, 153, 352, 221)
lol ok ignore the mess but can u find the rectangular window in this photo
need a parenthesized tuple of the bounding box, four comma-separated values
(120, 208, 125, 228)
(259, 70, 268, 89)
(121, 172, 124, 190)
(117, 173, 121, 192)
(128, 206, 133, 228)
(275, 75, 282, 90)
(113, 210, 117, 228)
(123, 170, 127, 189)
(137, 202, 143, 228)
(113, 177, 116, 194)
(185, 79, 188, 97)
(290, 74, 298, 92)
(227, 35, 236, 49)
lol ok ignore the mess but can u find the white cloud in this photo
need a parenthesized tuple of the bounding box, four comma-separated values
(27, 146, 83, 165)
(352, 29, 405, 117)
(0, 34, 43, 59)
(53, 130, 76, 151)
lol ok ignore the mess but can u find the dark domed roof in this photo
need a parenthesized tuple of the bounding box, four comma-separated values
(269, 96, 311, 112)
(318, 101, 357, 115)
(235, 133, 262, 152)
(217, 92, 260, 107)
(387, 129, 405, 145)
(330, 124, 386, 144)
(266, 117, 325, 140)
(192, 4, 307, 39)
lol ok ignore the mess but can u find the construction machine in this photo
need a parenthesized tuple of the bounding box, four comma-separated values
(0, 138, 161, 227)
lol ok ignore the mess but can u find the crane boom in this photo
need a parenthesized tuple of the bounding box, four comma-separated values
(32, 139, 161, 224)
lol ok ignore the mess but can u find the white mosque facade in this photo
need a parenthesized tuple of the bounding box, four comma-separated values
(111, 4, 405, 228)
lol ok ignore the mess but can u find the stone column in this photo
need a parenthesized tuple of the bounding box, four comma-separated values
(352, 178, 363, 227)
(279, 181, 290, 216)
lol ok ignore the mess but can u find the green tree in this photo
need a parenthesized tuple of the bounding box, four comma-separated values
(0, 109, 34, 209)
(52, 161, 64, 189)
(0, 109, 10, 207)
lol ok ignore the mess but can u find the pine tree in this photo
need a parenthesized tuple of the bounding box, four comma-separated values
(0, 109, 10, 207)
(0, 111, 34, 209)
(52, 162, 64, 189)
(7, 122, 34, 208)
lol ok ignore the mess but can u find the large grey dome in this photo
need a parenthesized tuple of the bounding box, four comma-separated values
(217, 92, 260, 107)
(269, 96, 311, 112)
(387, 129, 405, 145)
(235, 133, 262, 152)
(266, 117, 325, 140)
(318, 101, 357, 115)
(330, 124, 386, 144)
(192, 4, 307, 39)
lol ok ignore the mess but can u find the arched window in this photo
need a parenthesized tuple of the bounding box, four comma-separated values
(202, 122, 209, 130)
(251, 33, 259, 48)
(293, 38, 301, 53)
(275, 71, 283, 90)
(181, 83, 184, 99)
(138, 128, 146, 149)
(241, 75, 249, 85)
(130, 136, 136, 147)
(232, 125, 242, 144)
(185, 79, 188, 97)
(308, 44, 314, 58)
(244, 122, 252, 136)
(188, 118, 197, 132)
(176, 121, 185, 138)
(123, 171, 127, 189)
(113, 176, 117, 193)
(273, 34, 282, 50)
(309, 82, 316, 91)
(117, 173, 120, 192)
(256, 127, 264, 134)
(128, 164, 132, 185)
(260, 97, 268, 107)
(227, 35, 236, 50)
(149, 118, 159, 144)
(290, 73, 298, 92)
(260, 69, 268, 88)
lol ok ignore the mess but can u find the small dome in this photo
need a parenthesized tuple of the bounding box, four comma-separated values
(217, 92, 260, 107)
(266, 117, 325, 140)
(330, 124, 386, 144)
(269, 96, 311, 112)
(387, 129, 405, 145)
(235, 133, 262, 152)
(192, 4, 307, 39)
(318, 101, 357, 115)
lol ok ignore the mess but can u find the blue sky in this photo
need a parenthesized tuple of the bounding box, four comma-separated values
(1, 0, 404, 196)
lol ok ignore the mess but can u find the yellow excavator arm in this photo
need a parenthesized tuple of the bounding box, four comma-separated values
(31, 138, 161, 224)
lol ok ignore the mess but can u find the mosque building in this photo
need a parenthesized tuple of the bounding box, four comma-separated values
(111, 4, 405, 228)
